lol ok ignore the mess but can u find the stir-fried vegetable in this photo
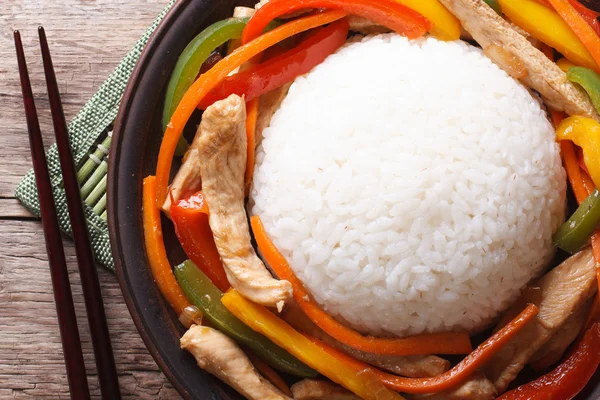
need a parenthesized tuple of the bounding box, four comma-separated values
(163, 18, 249, 154)
(497, 323, 600, 400)
(170, 192, 230, 292)
(546, 0, 600, 71)
(242, 0, 430, 44)
(199, 18, 350, 109)
(250, 215, 472, 356)
(174, 259, 317, 377)
(556, 116, 600, 190)
(395, 0, 461, 40)
(553, 189, 600, 253)
(244, 350, 293, 396)
(244, 97, 259, 195)
(483, 0, 502, 14)
(557, 57, 578, 72)
(567, 67, 600, 114)
(222, 290, 406, 400)
(223, 289, 539, 394)
(142, 176, 191, 315)
(498, 0, 599, 72)
(155, 10, 348, 206)
(535, 0, 600, 36)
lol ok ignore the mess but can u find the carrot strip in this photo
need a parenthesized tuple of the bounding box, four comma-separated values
(547, 0, 600, 72)
(561, 140, 590, 203)
(155, 10, 348, 206)
(143, 176, 191, 315)
(250, 215, 473, 356)
(245, 349, 293, 396)
(244, 97, 259, 196)
(306, 304, 539, 394)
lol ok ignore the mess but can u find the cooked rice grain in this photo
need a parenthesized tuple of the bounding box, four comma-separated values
(250, 34, 566, 336)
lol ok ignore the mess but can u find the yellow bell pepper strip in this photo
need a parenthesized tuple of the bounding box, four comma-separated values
(221, 290, 405, 400)
(242, 0, 430, 45)
(395, 0, 461, 41)
(568, 67, 600, 114)
(547, 0, 600, 72)
(155, 10, 348, 206)
(556, 116, 600, 190)
(557, 57, 578, 72)
(250, 215, 473, 356)
(142, 176, 191, 316)
(223, 289, 539, 395)
(498, 0, 599, 73)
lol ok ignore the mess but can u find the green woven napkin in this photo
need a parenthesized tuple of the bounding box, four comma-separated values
(15, 0, 175, 271)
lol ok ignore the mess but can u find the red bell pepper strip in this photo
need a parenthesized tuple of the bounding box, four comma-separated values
(497, 323, 600, 400)
(199, 18, 349, 109)
(170, 191, 231, 292)
(242, 0, 431, 45)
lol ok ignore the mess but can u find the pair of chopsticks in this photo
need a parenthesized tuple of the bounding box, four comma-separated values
(14, 28, 121, 400)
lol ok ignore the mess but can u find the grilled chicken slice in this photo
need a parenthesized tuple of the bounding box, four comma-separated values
(411, 371, 496, 400)
(291, 380, 362, 400)
(348, 16, 390, 35)
(438, 0, 600, 121)
(281, 300, 450, 378)
(181, 325, 291, 400)
(484, 248, 598, 393)
(194, 94, 292, 307)
(529, 298, 591, 371)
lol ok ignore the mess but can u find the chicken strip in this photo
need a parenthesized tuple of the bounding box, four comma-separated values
(291, 380, 361, 400)
(281, 300, 450, 378)
(181, 325, 291, 400)
(410, 371, 496, 400)
(529, 298, 591, 371)
(438, 0, 600, 121)
(484, 247, 598, 393)
(196, 94, 292, 307)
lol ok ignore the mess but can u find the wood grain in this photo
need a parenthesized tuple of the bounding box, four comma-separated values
(0, 1, 181, 398)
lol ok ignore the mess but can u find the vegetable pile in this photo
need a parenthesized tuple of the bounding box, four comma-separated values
(141, 0, 600, 398)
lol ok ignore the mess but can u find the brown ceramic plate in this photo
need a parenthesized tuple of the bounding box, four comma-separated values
(108, 0, 600, 399)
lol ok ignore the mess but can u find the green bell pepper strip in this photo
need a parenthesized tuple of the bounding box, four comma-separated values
(163, 18, 249, 154)
(483, 0, 502, 14)
(554, 189, 600, 253)
(567, 66, 600, 115)
(174, 260, 317, 378)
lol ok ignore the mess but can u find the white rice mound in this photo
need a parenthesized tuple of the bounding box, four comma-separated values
(250, 34, 567, 336)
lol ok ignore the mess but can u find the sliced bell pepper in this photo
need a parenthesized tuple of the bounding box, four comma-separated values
(498, 0, 599, 72)
(170, 191, 230, 292)
(163, 18, 249, 155)
(567, 66, 600, 114)
(553, 189, 600, 253)
(242, 0, 431, 44)
(547, 0, 600, 72)
(535, 0, 600, 36)
(556, 116, 600, 190)
(222, 289, 538, 395)
(199, 17, 349, 109)
(244, 97, 259, 195)
(497, 323, 600, 400)
(142, 176, 191, 316)
(251, 215, 472, 356)
(221, 290, 405, 400)
(557, 57, 578, 72)
(174, 259, 317, 377)
(155, 10, 348, 206)
(483, 0, 502, 14)
(395, 0, 461, 41)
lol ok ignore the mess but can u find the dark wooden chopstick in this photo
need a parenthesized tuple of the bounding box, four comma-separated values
(14, 29, 92, 400)
(37, 27, 122, 400)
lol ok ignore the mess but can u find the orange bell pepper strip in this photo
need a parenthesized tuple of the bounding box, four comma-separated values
(142, 176, 191, 315)
(170, 191, 231, 292)
(223, 288, 539, 395)
(250, 215, 473, 356)
(242, 0, 431, 45)
(244, 97, 259, 196)
(498, 0, 599, 72)
(497, 323, 600, 400)
(547, 0, 600, 71)
(222, 290, 406, 400)
(155, 10, 348, 206)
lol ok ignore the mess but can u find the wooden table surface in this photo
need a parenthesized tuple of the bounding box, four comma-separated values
(0, 1, 180, 398)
